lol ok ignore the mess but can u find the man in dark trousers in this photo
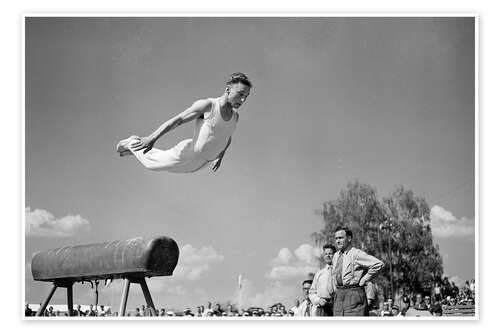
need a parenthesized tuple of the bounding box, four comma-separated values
(332, 226, 384, 316)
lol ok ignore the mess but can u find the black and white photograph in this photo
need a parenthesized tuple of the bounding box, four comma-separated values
(22, 15, 477, 320)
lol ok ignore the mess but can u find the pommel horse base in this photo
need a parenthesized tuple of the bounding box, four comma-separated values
(31, 236, 179, 317)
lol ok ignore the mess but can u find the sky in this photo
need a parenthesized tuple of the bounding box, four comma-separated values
(24, 17, 475, 311)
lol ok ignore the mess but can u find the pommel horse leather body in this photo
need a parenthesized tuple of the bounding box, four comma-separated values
(31, 236, 179, 317)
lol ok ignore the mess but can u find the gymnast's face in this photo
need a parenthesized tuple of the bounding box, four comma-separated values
(226, 83, 251, 109)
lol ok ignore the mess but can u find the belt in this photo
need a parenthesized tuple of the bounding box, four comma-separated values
(336, 285, 364, 290)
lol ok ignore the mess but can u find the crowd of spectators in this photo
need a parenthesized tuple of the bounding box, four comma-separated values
(25, 277, 475, 318)
(25, 301, 299, 318)
(368, 277, 475, 317)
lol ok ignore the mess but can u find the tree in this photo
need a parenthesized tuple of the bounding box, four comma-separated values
(312, 181, 443, 297)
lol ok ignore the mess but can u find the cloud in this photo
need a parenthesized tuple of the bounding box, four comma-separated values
(430, 205, 475, 238)
(174, 244, 224, 281)
(267, 244, 320, 280)
(25, 207, 91, 237)
(271, 248, 293, 266)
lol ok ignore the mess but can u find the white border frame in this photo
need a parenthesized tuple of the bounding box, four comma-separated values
(20, 13, 479, 322)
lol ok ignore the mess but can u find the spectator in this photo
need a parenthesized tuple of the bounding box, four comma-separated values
(25, 303, 33, 317)
(331, 226, 384, 317)
(380, 302, 391, 317)
(451, 282, 459, 298)
(423, 295, 432, 310)
(406, 294, 432, 317)
(297, 279, 316, 316)
(387, 297, 394, 310)
(413, 293, 425, 310)
(365, 281, 381, 312)
(213, 303, 223, 316)
(470, 279, 475, 295)
(47, 306, 55, 317)
(396, 296, 410, 317)
(390, 305, 400, 317)
(204, 302, 213, 316)
(159, 308, 166, 316)
(431, 303, 443, 317)
(442, 277, 451, 298)
(197, 305, 204, 317)
(88, 305, 97, 317)
(139, 305, 146, 316)
(309, 243, 336, 316)
(75, 304, 85, 317)
(464, 281, 471, 298)
(226, 304, 235, 316)
(133, 308, 140, 317)
(433, 281, 442, 301)
(97, 305, 109, 316)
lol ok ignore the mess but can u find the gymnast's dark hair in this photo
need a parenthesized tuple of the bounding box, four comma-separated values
(226, 72, 252, 88)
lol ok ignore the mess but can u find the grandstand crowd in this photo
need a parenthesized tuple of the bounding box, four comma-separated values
(25, 277, 474, 318)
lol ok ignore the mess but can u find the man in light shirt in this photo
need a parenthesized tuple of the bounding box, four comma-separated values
(297, 279, 316, 316)
(309, 244, 336, 316)
(332, 226, 384, 316)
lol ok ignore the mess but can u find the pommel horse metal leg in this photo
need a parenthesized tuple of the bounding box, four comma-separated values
(36, 281, 74, 317)
(66, 284, 74, 317)
(139, 278, 157, 316)
(119, 278, 131, 316)
(36, 284, 58, 316)
(118, 277, 157, 317)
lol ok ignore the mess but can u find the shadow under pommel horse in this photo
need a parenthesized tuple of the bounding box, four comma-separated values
(31, 236, 179, 317)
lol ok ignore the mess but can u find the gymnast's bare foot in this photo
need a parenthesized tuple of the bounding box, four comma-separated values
(116, 135, 139, 156)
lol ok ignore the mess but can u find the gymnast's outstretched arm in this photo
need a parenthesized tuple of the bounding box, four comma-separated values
(131, 99, 212, 153)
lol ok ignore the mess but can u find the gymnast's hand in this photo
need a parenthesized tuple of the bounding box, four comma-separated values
(212, 156, 223, 172)
(130, 136, 156, 154)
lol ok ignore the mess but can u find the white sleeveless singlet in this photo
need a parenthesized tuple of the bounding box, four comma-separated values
(192, 98, 238, 161)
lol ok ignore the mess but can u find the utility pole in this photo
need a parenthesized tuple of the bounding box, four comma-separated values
(380, 218, 394, 298)
(94, 280, 99, 308)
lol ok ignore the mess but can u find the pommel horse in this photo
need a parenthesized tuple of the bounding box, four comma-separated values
(31, 236, 179, 317)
